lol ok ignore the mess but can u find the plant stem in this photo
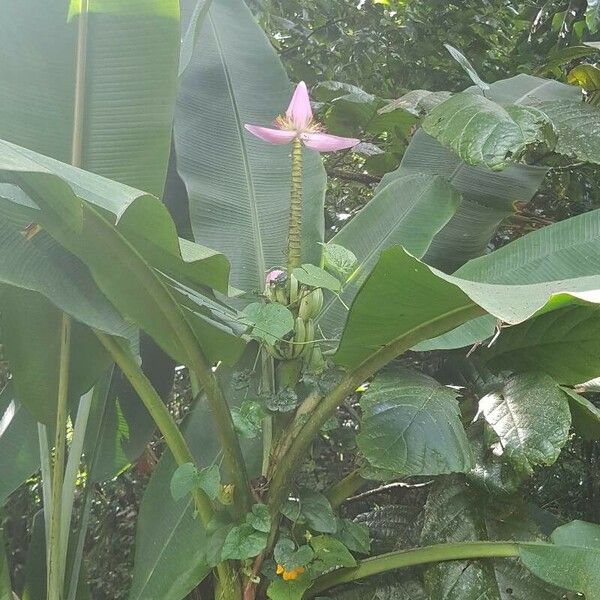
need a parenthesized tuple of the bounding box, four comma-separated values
(96, 332, 242, 599)
(96, 332, 214, 523)
(325, 470, 367, 509)
(308, 541, 520, 595)
(267, 303, 485, 519)
(48, 313, 71, 600)
(287, 137, 303, 272)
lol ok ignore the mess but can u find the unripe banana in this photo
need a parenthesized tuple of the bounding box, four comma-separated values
(289, 274, 299, 305)
(291, 317, 306, 358)
(298, 288, 323, 320)
(304, 318, 315, 347)
(275, 287, 289, 306)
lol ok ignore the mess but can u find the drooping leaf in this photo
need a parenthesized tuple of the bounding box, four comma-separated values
(478, 373, 571, 473)
(357, 368, 472, 477)
(422, 93, 554, 171)
(334, 245, 600, 370)
(175, 0, 326, 295)
(482, 306, 600, 384)
(567, 63, 600, 92)
(319, 173, 461, 339)
(427, 204, 600, 350)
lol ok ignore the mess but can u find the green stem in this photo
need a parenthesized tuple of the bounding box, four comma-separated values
(308, 541, 520, 595)
(96, 332, 213, 523)
(325, 470, 367, 509)
(267, 303, 485, 519)
(287, 137, 303, 272)
(48, 313, 71, 600)
(96, 332, 242, 599)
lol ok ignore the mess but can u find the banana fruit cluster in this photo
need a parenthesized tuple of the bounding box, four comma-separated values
(264, 271, 323, 363)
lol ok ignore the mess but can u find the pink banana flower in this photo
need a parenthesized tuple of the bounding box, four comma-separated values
(244, 82, 359, 152)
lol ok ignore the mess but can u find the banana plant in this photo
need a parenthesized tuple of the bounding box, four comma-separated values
(2, 2, 600, 600)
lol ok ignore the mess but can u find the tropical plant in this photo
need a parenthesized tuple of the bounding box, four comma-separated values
(3, 2, 600, 600)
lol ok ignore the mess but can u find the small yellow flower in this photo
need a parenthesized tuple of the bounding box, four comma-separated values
(276, 564, 305, 581)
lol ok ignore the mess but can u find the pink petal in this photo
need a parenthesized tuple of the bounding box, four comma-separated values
(286, 82, 313, 131)
(300, 132, 360, 153)
(245, 124, 297, 145)
(266, 269, 286, 283)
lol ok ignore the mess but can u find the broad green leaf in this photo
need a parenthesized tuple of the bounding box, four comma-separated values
(170, 463, 199, 502)
(0, 288, 112, 424)
(322, 243, 358, 281)
(330, 576, 427, 600)
(380, 129, 547, 272)
(310, 536, 356, 573)
(242, 302, 295, 345)
(0, 0, 179, 198)
(281, 490, 337, 533)
(357, 368, 472, 476)
(319, 173, 461, 339)
(232, 399, 267, 439)
(292, 264, 341, 293)
(175, 0, 326, 294)
(0, 140, 243, 366)
(536, 99, 600, 164)
(519, 520, 600, 598)
(274, 538, 315, 570)
(247, 503, 271, 533)
(561, 387, 600, 441)
(221, 523, 267, 560)
(335, 243, 600, 369)
(334, 519, 371, 554)
(128, 452, 210, 600)
(444, 43, 490, 91)
(422, 93, 554, 170)
(478, 373, 571, 473)
(0, 385, 39, 505)
(485, 73, 581, 105)
(482, 306, 600, 384)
